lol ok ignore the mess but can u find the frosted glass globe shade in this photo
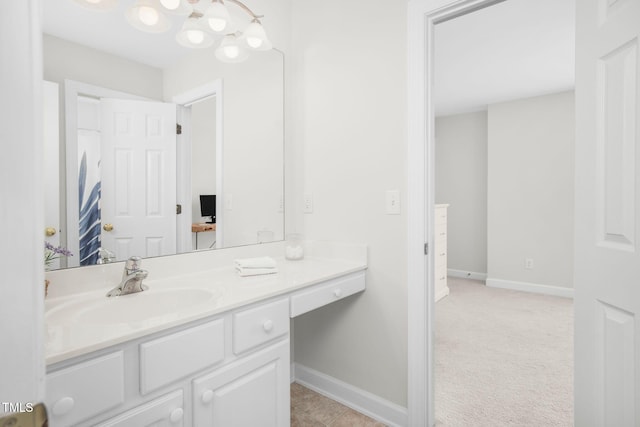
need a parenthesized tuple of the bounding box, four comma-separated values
(246, 36, 263, 49)
(208, 17, 227, 32)
(223, 45, 239, 59)
(138, 6, 159, 26)
(186, 30, 204, 45)
(160, 0, 180, 10)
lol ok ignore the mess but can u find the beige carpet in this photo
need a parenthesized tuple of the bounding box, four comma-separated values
(435, 277, 573, 426)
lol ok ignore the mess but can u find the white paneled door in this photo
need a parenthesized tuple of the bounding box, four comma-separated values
(574, 0, 640, 425)
(100, 99, 177, 261)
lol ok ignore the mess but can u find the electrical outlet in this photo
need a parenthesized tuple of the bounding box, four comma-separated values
(278, 196, 284, 213)
(525, 258, 534, 269)
(303, 193, 313, 213)
(225, 194, 233, 211)
(386, 190, 401, 214)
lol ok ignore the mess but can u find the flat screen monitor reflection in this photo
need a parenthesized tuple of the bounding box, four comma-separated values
(200, 195, 216, 224)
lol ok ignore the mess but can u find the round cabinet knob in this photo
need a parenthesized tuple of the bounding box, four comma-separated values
(170, 408, 183, 423)
(52, 397, 75, 416)
(263, 319, 274, 333)
(201, 389, 214, 404)
(103, 223, 114, 232)
(333, 289, 343, 298)
(45, 227, 57, 237)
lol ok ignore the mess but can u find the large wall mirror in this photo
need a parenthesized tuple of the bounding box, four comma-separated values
(42, 0, 284, 269)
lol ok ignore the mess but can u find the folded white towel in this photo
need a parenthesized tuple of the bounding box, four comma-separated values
(236, 266, 278, 277)
(234, 256, 277, 269)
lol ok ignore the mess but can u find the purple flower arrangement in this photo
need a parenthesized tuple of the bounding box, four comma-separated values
(45, 242, 73, 269)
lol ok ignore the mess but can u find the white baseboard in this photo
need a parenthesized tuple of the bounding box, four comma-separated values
(293, 363, 408, 427)
(486, 278, 574, 298)
(447, 269, 488, 281)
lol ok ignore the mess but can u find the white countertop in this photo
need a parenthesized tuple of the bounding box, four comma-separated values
(45, 241, 367, 366)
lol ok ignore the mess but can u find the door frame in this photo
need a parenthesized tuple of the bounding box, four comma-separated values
(407, 0, 506, 425)
(0, 0, 46, 409)
(172, 79, 224, 251)
(64, 80, 147, 266)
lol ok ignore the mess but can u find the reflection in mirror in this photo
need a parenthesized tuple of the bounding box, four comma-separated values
(42, 0, 284, 269)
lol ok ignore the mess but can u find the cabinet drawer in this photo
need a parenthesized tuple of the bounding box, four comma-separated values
(140, 319, 225, 394)
(47, 351, 125, 426)
(435, 211, 447, 225)
(233, 298, 289, 355)
(290, 271, 366, 317)
(95, 390, 184, 427)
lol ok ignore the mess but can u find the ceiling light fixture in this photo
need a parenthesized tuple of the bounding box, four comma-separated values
(73, 0, 118, 11)
(72, 0, 272, 63)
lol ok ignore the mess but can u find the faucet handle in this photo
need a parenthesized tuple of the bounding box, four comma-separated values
(97, 247, 115, 264)
(125, 256, 142, 271)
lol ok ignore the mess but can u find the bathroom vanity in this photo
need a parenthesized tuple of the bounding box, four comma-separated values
(44, 241, 366, 427)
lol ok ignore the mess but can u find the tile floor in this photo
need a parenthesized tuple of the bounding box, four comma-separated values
(290, 383, 387, 427)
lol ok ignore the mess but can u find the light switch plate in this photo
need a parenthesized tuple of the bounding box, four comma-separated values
(225, 194, 233, 211)
(386, 190, 401, 214)
(303, 193, 313, 213)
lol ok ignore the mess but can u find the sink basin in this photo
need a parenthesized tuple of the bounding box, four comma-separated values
(46, 288, 224, 325)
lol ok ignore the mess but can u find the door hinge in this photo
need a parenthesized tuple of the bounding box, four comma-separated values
(424, 243, 429, 255)
(176, 204, 182, 215)
(176, 123, 182, 135)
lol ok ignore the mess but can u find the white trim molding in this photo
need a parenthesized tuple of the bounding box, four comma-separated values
(0, 0, 46, 408)
(448, 269, 488, 281)
(408, 0, 509, 425)
(293, 364, 408, 427)
(486, 278, 574, 298)
(435, 285, 450, 302)
(172, 79, 224, 251)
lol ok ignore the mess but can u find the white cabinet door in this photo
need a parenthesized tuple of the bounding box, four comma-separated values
(193, 340, 290, 427)
(574, 0, 640, 425)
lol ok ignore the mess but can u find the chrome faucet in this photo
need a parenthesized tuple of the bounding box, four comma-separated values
(96, 247, 116, 264)
(106, 256, 149, 297)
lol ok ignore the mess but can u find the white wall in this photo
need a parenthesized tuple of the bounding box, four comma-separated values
(487, 91, 575, 289)
(190, 96, 217, 250)
(164, 51, 285, 248)
(435, 111, 488, 275)
(43, 34, 164, 100)
(291, 0, 408, 406)
(163, 0, 290, 249)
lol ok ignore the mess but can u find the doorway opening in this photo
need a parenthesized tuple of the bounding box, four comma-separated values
(407, 0, 576, 425)
(433, 0, 575, 424)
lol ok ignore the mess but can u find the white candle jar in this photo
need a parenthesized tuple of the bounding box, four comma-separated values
(285, 234, 304, 260)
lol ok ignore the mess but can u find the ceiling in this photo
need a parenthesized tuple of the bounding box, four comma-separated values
(434, 0, 575, 117)
(43, 0, 256, 69)
(44, 0, 575, 113)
